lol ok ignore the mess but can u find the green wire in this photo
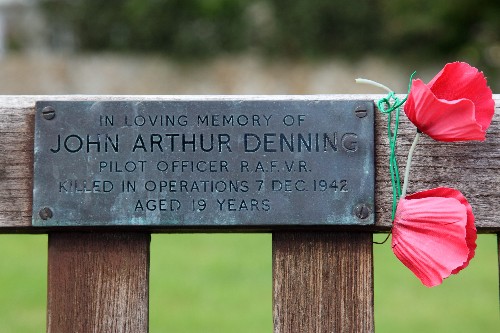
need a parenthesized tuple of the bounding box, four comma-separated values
(377, 71, 416, 220)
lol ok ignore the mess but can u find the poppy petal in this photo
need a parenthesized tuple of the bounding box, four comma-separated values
(392, 195, 469, 287)
(404, 79, 485, 141)
(427, 62, 495, 131)
(406, 188, 476, 273)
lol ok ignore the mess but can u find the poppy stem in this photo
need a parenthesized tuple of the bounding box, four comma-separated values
(401, 131, 421, 198)
(355, 78, 393, 94)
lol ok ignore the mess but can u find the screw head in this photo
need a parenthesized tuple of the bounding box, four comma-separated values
(42, 106, 56, 120)
(354, 204, 370, 219)
(355, 105, 368, 118)
(39, 207, 53, 220)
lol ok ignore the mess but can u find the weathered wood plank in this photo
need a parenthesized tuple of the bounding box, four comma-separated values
(272, 231, 374, 332)
(47, 232, 150, 333)
(374, 99, 500, 231)
(0, 95, 499, 232)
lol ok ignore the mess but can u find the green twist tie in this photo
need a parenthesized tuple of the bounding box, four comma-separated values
(377, 71, 416, 220)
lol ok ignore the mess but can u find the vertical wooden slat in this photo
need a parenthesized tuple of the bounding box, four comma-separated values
(47, 232, 150, 333)
(272, 231, 374, 333)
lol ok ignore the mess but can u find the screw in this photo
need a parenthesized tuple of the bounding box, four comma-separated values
(354, 204, 370, 219)
(42, 106, 56, 120)
(39, 207, 53, 220)
(355, 105, 368, 118)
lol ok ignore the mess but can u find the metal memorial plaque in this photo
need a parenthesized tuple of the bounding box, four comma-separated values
(33, 98, 374, 228)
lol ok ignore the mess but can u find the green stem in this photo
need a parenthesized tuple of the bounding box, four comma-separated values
(401, 131, 421, 199)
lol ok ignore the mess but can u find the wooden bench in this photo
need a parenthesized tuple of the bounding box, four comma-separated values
(0, 95, 498, 332)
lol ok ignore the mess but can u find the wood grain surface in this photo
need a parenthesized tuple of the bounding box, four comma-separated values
(47, 232, 150, 333)
(0, 95, 499, 232)
(272, 231, 374, 333)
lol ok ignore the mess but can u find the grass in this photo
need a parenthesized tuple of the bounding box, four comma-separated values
(150, 234, 272, 333)
(374, 233, 500, 333)
(0, 233, 498, 332)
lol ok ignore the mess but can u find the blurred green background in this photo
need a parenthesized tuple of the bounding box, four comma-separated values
(36, 0, 500, 90)
(0, 234, 498, 332)
(37, 0, 500, 63)
(1, 0, 500, 331)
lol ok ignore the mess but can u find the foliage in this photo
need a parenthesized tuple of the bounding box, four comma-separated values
(40, 0, 252, 57)
(379, 0, 500, 60)
(39, 0, 500, 61)
(265, 0, 380, 57)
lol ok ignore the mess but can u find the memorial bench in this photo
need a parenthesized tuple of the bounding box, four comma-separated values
(0, 95, 498, 332)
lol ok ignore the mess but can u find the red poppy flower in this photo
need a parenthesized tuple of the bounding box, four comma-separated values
(392, 187, 477, 287)
(404, 62, 494, 141)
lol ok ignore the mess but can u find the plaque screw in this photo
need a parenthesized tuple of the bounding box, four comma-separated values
(355, 105, 368, 118)
(39, 207, 53, 220)
(354, 204, 370, 219)
(42, 106, 56, 120)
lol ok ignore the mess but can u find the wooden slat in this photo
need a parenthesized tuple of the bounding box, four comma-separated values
(374, 97, 500, 231)
(272, 231, 374, 332)
(47, 232, 150, 333)
(0, 95, 499, 232)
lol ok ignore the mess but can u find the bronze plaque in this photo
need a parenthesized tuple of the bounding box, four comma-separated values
(32, 98, 374, 229)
